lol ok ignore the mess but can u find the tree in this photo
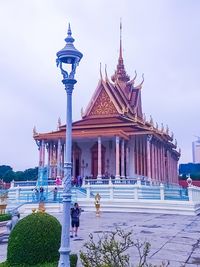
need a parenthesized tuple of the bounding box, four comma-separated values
(2, 170, 16, 183)
(80, 229, 169, 267)
(0, 165, 12, 178)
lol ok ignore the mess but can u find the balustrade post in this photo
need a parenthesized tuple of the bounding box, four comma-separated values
(188, 186, 193, 202)
(10, 180, 14, 188)
(137, 177, 141, 186)
(134, 185, 138, 200)
(109, 178, 114, 199)
(160, 183, 164, 200)
(16, 186, 20, 202)
(86, 185, 91, 199)
(82, 177, 86, 187)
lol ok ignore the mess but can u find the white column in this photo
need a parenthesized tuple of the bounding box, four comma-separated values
(97, 136, 102, 179)
(147, 136, 151, 179)
(57, 139, 62, 178)
(121, 139, 125, 178)
(115, 136, 120, 179)
(126, 145, 129, 178)
(42, 140, 45, 167)
(39, 141, 42, 167)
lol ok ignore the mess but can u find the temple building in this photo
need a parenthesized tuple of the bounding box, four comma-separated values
(33, 26, 180, 185)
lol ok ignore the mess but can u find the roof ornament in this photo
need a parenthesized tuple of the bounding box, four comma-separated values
(166, 125, 169, 135)
(171, 131, 174, 140)
(128, 70, 137, 85)
(99, 62, 103, 80)
(57, 117, 61, 130)
(105, 64, 108, 81)
(161, 123, 164, 132)
(119, 18, 122, 60)
(135, 73, 144, 89)
(111, 20, 130, 83)
(155, 122, 158, 129)
(143, 113, 146, 123)
(174, 139, 177, 147)
(33, 126, 37, 136)
(150, 115, 154, 126)
(179, 148, 181, 154)
(81, 107, 84, 118)
(133, 112, 138, 122)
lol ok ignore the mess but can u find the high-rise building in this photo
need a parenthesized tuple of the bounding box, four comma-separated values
(192, 137, 200, 163)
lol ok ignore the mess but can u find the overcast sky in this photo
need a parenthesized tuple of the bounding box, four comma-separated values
(0, 0, 200, 171)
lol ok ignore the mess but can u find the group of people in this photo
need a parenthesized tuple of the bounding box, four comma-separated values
(71, 175, 83, 187)
(32, 186, 45, 202)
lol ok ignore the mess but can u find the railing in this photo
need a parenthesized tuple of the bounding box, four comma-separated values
(10, 180, 58, 188)
(188, 185, 200, 202)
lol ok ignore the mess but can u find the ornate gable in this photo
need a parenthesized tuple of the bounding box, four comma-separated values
(89, 88, 118, 116)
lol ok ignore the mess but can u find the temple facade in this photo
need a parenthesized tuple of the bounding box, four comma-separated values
(33, 28, 180, 184)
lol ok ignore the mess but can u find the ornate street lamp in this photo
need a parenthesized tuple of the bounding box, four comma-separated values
(56, 24, 83, 267)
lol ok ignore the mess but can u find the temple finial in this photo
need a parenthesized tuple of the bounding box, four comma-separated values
(99, 62, 103, 80)
(68, 23, 72, 35)
(65, 23, 74, 43)
(119, 18, 123, 60)
(111, 20, 130, 83)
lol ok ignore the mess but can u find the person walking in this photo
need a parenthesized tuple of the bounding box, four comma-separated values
(70, 203, 81, 238)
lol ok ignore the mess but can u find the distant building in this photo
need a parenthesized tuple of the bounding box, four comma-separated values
(192, 138, 200, 163)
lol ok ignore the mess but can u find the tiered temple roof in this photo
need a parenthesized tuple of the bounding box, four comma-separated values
(33, 24, 180, 158)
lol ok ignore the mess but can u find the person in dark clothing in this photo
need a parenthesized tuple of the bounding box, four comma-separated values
(70, 203, 81, 238)
(53, 187, 58, 201)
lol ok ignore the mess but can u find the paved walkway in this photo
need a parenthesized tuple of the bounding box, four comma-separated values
(1, 212, 200, 266)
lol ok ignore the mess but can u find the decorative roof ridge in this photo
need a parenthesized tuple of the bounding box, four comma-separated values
(104, 79, 127, 112)
(82, 78, 105, 117)
(134, 73, 144, 89)
(114, 82, 135, 115)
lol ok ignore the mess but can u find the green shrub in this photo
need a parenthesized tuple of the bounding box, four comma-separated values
(0, 213, 11, 222)
(7, 212, 61, 266)
(0, 254, 77, 267)
(70, 254, 78, 267)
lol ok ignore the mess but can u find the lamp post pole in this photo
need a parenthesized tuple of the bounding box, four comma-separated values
(56, 24, 83, 267)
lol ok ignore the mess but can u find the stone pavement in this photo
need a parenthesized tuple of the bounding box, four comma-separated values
(1, 212, 200, 266)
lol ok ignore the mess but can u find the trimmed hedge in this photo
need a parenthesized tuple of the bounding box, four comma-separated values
(0, 213, 11, 222)
(0, 254, 77, 267)
(7, 212, 61, 266)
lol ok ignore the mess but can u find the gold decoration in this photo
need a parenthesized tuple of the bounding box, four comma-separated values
(81, 107, 84, 117)
(94, 193, 101, 217)
(33, 126, 37, 136)
(57, 117, 61, 129)
(161, 123, 164, 132)
(38, 202, 45, 213)
(166, 125, 169, 134)
(150, 115, 154, 126)
(89, 89, 118, 116)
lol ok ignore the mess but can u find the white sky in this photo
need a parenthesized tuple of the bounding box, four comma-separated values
(0, 0, 200, 171)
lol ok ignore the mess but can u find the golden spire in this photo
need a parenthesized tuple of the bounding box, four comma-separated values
(119, 18, 122, 60)
(111, 20, 130, 83)
(33, 126, 37, 136)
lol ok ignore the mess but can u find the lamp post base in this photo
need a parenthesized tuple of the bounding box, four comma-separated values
(58, 247, 70, 267)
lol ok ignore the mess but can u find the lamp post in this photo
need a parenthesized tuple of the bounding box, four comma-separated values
(56, 24, 83, 267)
